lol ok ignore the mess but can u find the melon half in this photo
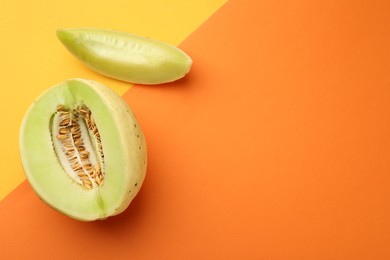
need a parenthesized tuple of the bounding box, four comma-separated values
(19, 78, 147, 221)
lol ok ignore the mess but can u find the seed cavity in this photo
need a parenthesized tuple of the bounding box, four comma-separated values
(51, 104, 105, 190)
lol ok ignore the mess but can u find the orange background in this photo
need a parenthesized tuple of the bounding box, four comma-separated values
(1, 0, 390, 259)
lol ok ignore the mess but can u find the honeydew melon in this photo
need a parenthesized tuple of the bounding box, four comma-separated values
(19, 78, 147, 221)
(57, 28, 193, 84)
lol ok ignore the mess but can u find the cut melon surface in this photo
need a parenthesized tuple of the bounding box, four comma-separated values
(19, 78, 147, 221)
(57, 28, 193, 84)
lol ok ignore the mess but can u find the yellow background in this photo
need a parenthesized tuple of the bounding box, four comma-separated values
(0, 0, 226, 200)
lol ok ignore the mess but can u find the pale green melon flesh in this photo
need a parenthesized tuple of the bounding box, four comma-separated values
(56, 28, 193, 84)
(19, 79, 147, 221)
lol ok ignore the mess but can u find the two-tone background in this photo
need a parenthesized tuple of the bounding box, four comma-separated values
(1, 0, 390, 258)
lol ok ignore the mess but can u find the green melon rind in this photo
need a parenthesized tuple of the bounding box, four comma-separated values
(56, 28, 193, 85)
(19, 78, 147, 221)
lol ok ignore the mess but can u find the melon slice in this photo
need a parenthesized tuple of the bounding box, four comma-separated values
(57, 28, 193, 84)
(19, 78, 147, 221)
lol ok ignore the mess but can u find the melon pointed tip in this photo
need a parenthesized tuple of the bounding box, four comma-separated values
(56, 28, 77, 45)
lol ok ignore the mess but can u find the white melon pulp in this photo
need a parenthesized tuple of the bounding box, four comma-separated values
(19, 78, 147, 221)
